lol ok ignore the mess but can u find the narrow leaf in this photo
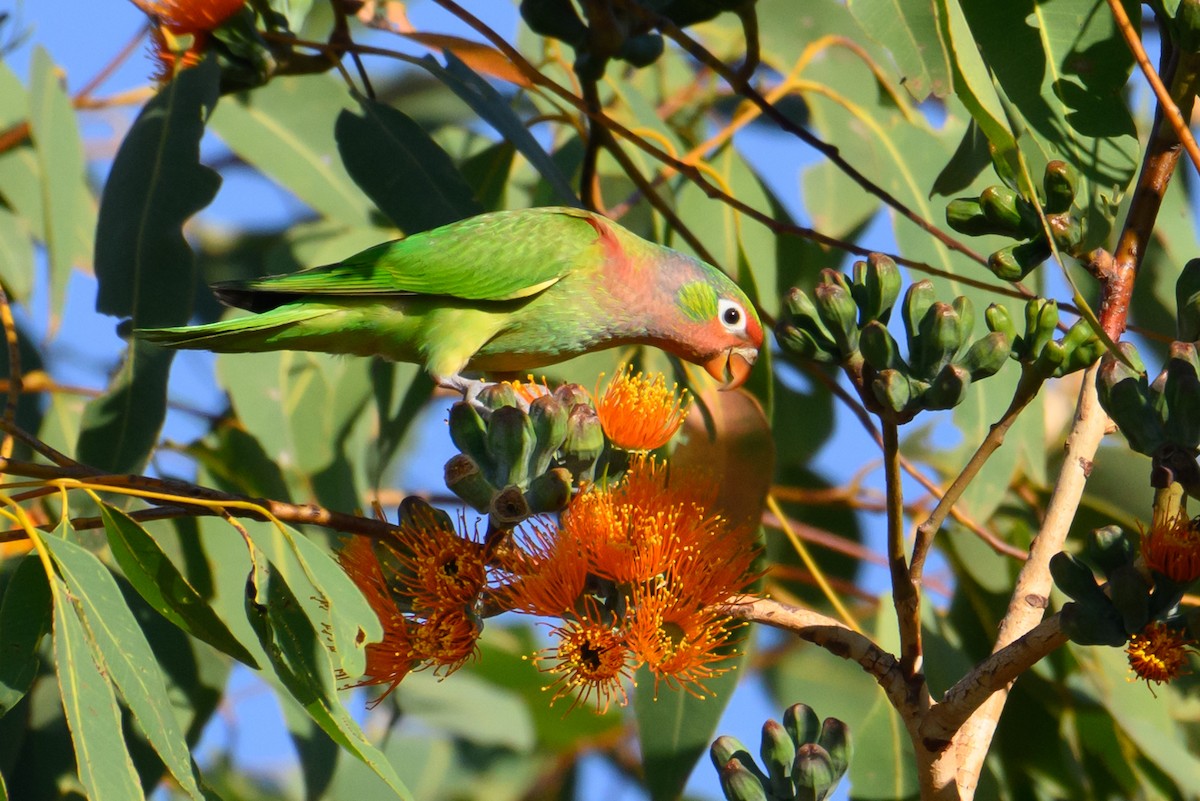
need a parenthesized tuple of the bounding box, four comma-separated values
(0, 555, 51, 717)
(48, 572, 145, 801)
(336, 96, 481, 233)
(418, 53, 578, 206)
(101, 503, 259, 667)
(41, 531, 205, 800)
(848, 0, 952, 100)
(81, 58, 221, 474)
(246, 565, 413, 799)
(209, 73, 374, 225)
(634, 645, 748, 801)
(28, 46, 92, 317)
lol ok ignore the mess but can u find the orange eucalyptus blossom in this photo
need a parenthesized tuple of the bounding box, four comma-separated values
(130, 0, 244, 81)
(1141, 510, 1200, 583)
(596, 366, 691, 451)
(1127, 621, 1194, 688)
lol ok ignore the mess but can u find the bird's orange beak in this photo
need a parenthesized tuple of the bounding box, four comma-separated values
(704, 347, 757, 390)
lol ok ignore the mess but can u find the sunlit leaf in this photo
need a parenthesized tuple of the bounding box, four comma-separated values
(41, 529, 205, 799)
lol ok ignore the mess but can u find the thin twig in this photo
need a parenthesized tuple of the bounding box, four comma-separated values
(883, 421, 922, 678)
(1107, 0, 1200, 178)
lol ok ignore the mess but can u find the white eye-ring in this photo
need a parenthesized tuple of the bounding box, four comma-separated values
(718, 298, 746, 333)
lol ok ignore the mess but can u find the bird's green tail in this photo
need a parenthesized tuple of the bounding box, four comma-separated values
(136, 306, 341, 353)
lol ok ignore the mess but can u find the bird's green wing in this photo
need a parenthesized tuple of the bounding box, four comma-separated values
(221, 207, 602, 302)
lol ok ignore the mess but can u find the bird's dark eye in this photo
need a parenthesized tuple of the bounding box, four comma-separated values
(723, 307, 741, 325)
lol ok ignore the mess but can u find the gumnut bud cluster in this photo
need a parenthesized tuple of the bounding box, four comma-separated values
(710, 704, 850, 801)
(945, 160, 1083, 281)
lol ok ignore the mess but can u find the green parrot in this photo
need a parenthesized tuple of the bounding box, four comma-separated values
(139, 206, 763, 390)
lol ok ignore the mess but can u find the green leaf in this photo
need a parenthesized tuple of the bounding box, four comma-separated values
(848, 0, 952, 101)
(394, 670, 536, 751)
(94, 59, 220, 325)
(100, 503, 259, 668)
(0, 555, 51, 718)
(634, 644, 747, 801)
(0, 206, 33, 299)
(209, 73, 375, 225)
(41, 529, 205, 800)
(81, 57, 222, 474)
(957, 0, 1138, 245)
(367, 361, 433, 489)
(335, 96, 481, 233)
(28, 46, 93, 317)
(418, 53, 578, 206)
(77, 342, 176, 475)
(48, 571, 145, 801)
(245, 564, 413, 800)
(245, 517, 380, 683)
(460, 140, 517, 212)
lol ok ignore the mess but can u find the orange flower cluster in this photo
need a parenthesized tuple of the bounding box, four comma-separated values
(337, 505, 488, 703)
(596, 367, 691, 451)
(338, 457, 757, 713)
(507, 456, 758, 711)
(1142, 511, 1200, 584)
(1126, 621, 1194, 688)
(130, 0, 244, 82)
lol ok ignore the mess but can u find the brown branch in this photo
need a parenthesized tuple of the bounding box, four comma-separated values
(883, 421, 923, 678)
(920, 615, 1067, 748)
(0, 456, 401, 543)
(716, 595, 924, 717)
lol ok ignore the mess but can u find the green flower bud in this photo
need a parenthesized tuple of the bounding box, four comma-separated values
(1177, 258, 1200, 341)
(520, 0, 587, 45)
(779, 287, 838, 362)
(444, 454, 496, 512)
(946, 197, 1010, 237)
(816, 717, 851, 782)
(978, 185, 1027, 235)
(1053, 318, 1103, 376)
(717, 759, 770, 801)
(711, 736, 764, 779)
(871, 368, 915, 417)
(553, 383, 592, 409)
(859, 320, 905, 372)
(985, 303, 1018, 342)
(1049, 552, 1105, 603)
(562, 404, 605, 480)
(813, 271, 860, 355)
(529, 394, 569, 475)
(912, 302, 962, 378)
(1097, 345, 1167, 456)
(760, 719, 795, 799)
(902, 281, 936, 358)
(397, 495, 455, 531)
(448, 401, 491, 465)
(619, 32, 664, 67)
(850, 253, 902, 325)
(959, 331, 1011, 380)
(792, 743, 836, 801)
(1108, 563, 1151, 635)
(783, 703, 820, 749)
(491, 484, 532, 527)
(952, 295, 975, 349)
(1163, 342, 1200, 449)
(1042, 160, 1077, 214)
(526, 467, 573, 514)
(987, 238, 1051, 281)
(1048, 213, 1084, 253)
(487, 406, 535, 487)
(1020, 298, 1059, 363)
(477, 382, 522, 411)
(1059, 599, 1129, 647)
(924, 363, 971, 410)
(1088, 525, 1134, 575)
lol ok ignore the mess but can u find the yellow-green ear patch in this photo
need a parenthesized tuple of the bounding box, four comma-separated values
(677, 281, 717, 322)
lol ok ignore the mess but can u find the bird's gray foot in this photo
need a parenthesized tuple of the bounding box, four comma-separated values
(437, 374, 499, 414)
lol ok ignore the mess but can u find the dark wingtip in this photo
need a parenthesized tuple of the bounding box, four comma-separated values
(211, 282, 291, 313)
